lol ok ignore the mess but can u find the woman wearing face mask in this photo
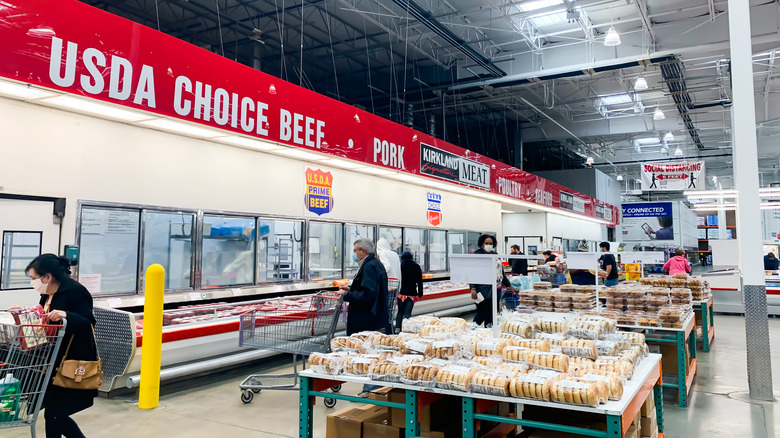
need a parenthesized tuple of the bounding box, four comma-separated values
(21, 254, 97, 438)
(470, 234, 515, 327)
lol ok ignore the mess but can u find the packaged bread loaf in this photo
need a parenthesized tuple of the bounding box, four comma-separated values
(503, 346, 537, 364)
(560, 340, 598, 360)
(343, 354, 379, 375)
(373, 333, 400, 350)
(430, 339, 463, 359)
(567, 357, 595, 376)
(530, 352, 570, 373)
(499, 319, 535, 338)
(435, 364, 476, 392)
(577, 373, 623, 401)
(503, 337, 551, 352)
(472, 338, 510, 357)
(470, 356, 503, 368)
(471, 369, 513, 397)
(367, 360, 404, 382)
(594, 358, 633, 379)
(535, 332, 566, 346)
(492, 362, 530, 376)
(576, 315, 617, 333)
(549, 380, 601, 407)
(509, 374, 553, 401)
(594, 340, 625, 357)
(439, 317, 468, 330)
(616, 346, 644, 366)
(400, 362, 441, 387)
(309, 352, 345, 375)
(390, 354, 425, 364)
(537, 317, 571, 333)
(566, 321, 606, 340)
(420, 324, 455, 337)
(402, 338, 434, 356)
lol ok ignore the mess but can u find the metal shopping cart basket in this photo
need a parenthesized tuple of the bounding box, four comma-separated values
(386, 278, 400, 331)
(0, 319, 67, 438)
(238, 291, 343, 405)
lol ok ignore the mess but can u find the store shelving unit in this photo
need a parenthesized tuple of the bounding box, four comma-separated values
(298, 354, 663, 438)
(618, 315, 697, 408)
(693, 296, 716, 352)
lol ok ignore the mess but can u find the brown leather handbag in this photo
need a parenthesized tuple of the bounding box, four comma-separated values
(52, 327, 102, 390)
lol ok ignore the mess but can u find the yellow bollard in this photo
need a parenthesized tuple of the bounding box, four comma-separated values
(139, 264, 165, 409)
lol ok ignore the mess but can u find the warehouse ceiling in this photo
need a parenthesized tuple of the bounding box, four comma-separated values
(80, 0, 780, 189)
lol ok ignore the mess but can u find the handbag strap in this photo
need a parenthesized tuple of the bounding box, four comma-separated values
(58, 324, 100, 367)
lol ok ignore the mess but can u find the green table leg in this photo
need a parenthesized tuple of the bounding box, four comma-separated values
(606, 414, 622, 438)
(299, 376, 313, 438)
(462, 397, 475, 438)
(654, 384, 664, 434)
(699, 302, 710, 352)
(676, 330, 687, 407)
(405, 390, 419, 438)
(688, 328, 697, 361)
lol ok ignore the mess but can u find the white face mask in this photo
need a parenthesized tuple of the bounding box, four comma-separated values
(30, 277, 49, 295)
(483, 244, 494, 252)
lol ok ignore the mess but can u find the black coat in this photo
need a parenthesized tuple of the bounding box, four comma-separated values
(511, 256, 528, 276)
(344, 254, 389, 335)
(40, 277, 98, 417)
(399, 259, 423, 297)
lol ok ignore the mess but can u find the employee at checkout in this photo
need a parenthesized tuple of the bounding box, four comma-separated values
(764, 252, 779, 272)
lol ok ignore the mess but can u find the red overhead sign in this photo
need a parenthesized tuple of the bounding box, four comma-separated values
(0, 0, 618, 225)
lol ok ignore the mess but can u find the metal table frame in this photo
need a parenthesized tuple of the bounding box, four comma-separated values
(298, 355, 664, 438)
(618, 315, 697, 408)
(693, 297, 715, 352)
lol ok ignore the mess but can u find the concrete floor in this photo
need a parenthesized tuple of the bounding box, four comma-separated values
(2, 315, 778, 438)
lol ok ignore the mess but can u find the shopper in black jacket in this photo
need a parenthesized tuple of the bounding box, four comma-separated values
(509, 245, 528, 275)
(395, 251, 423, 332)
(470, 235, 516, 327)
(338, 239, 389, 335)
(24, 254, 97, 438)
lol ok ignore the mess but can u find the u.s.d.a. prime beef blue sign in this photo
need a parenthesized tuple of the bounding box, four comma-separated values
(621, 202, 674, 241)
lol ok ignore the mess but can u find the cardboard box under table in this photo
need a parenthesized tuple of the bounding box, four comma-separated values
(693, 296, 716, 352)
(298, 353, 664, 438)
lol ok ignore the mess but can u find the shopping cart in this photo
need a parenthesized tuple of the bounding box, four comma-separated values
(0, 319, 67, 438)
(386, 278, 400, 331)
(238, 291, 343, 405)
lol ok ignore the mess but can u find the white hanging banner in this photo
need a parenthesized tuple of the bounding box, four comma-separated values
(449, 255, 497, 284)
(641, 161, 705, 191)
(565, 252, 600, 270)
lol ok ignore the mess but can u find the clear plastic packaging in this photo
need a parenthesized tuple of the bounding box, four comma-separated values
(367, 360, 404, 382)
(567, 357, 595, 376)
(549, 380, 601, 407)
(435, 364, 476, 392)
(576, 315, 617, 333)
(508, 374, 553, 401)
(593, 357, 634, 379)
(400, 362, 442, 387)
(536, 317, 571, 333)
(505, 337, 551, 352)
(430, 339, 464, 359)
(566, 321, 606, 340)
(530, 352, 571, 373)
(402, 338, 435, 356)
(594, 340, 626, 357)
(637, 315, 659, 327)
(560, 340, 598, 360)
(472, 338, 510, 357)
(470, 369, 513, 397)
(535, 332, 566, 346)
(502, 346, 537, 364)
(499, 319, 535, 338)
(343, 354, 380, 376)
(577, 373, 623, 401)
(309, 352, 346, 375)
(533, 281, 553, 290)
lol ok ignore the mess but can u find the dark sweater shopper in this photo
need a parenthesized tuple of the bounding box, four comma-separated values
(339, 239, 389, 335)
(510, 245, 528, 275)
(764, 253, 779, 271)
(22, 254, 97, 438)
(395, 251, 423, 332)
(470, 235, 515, 327)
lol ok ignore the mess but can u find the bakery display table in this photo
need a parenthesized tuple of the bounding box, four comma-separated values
(617, 315, 696, 408)
(298, 354, 663, 438)
(693, 296, 715, 352)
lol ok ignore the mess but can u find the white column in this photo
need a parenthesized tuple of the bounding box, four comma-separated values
(728, 0, 774, 401)
(717, 198, 727, 239)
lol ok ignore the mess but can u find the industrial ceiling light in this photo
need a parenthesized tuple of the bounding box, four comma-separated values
(664, 132, 674, 141)
(616, 175, 624, 181)
(653, 107, 665, 120)
(674, 146, 683, 157)
(604, 27, 621, 46)
(634, 76, 648, 91)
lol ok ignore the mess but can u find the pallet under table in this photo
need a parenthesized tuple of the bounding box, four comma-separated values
(298, 354, 663, 438)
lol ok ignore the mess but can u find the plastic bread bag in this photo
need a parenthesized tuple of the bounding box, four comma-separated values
(502, 336, 551, 352)
(438, 317, 468, 331)
(529, 351, 570, 373)
(616, 345, 644, 366)
(534, 331, 567, 345)
(576, 315, 617, 333)
(401, 318, 426, 334)
(402, 337, 435, 356)
(549, 380, 601, 408)
(372, 333, 401, 351)
(368, 360, 404, 382)
(330, 336, 360, 352)
(343, 354, 380, 376)
(566, 321, 606, 340)
(499, 318, 535, 338)
(420, 324, 457, 337)
(577, 373, 624, 401)
(389, 354, 425, 364)
(560, 340, 598, 360)
(430, 338, 465, 359)
(469, 356, 503, 368)
(567, 357, 595, 376)
(599, 332, 631, 344)
(535, 315, 571, 333)
(309, 352, 346, 375)
(453, 359, 488, 370)
(435, 364, 476, 392)
(471, 369, 514, 397)
(502, 346, 537, 364)
(594, 357, 634, 380)
(472, 338, 510, 357)
(508, 373, 554, 401)
(400, 362, 442, 387)
(594, 340, 625, 357)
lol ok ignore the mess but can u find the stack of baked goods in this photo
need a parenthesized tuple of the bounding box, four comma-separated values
(435, 364, 477, 391)
(400, 362, 441, 386)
